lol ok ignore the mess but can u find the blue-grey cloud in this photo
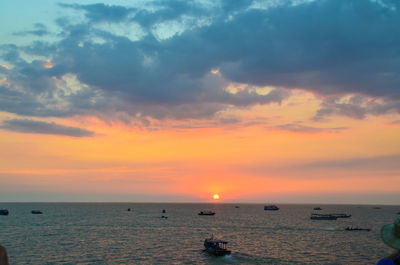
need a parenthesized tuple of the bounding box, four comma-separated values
(0, 119, 94, 137)
(13, 23, 49, 37)
(1, 0, 400, 122)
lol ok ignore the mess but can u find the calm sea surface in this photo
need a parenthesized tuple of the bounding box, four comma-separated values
(0, 203, 399, 264)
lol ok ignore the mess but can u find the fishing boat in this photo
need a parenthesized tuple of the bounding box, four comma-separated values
(264, 205, 279, 211)
(345, 227, 371, 232)
(331, 213, 351, 218)
(204, 235, 231, 256)
(198, 211, 215, 216)
(310, 213, 337, 220)
(313, 207, 322, 210)
(31, 210, 43, 214)
(0, 209, 9, 215)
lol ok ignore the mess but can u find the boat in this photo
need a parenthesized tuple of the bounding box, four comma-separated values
(0, 209, 9, 216)
(345, 227, 371, 232)
(397, 211, 400, 215)
(31, 210, 43, 214)
(127, 208, 131, 211)
(203, 235, 231, 256)
(198, 211, 215, 216)
(235, 206, 240, 208)
(313, 207, 322, 210)
(310, 214, 337, 220)
(331, 213, 351, 218)
(162, 209, 166, 213)
(161, 215, 168, 219)
(264, 205, 279, 211)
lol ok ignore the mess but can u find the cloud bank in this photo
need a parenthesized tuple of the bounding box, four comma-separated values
(1, 0, 400, 123)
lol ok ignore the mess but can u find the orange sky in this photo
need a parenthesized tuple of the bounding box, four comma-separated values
(1, 90, 399, 203)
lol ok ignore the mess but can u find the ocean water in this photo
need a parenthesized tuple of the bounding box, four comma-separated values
(0, 203, 399, 264)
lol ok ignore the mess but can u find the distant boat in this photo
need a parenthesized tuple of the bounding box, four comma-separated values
(162, 209, 166, 213)
(127, 208, 131, 211)
(203, 235, 231, 256)
(331, 213, 351, 218)
(31, 210, 43, 214)
(397, 211, 400, 215)
(0, 209, 9, 216)
(235, 206, 240, 208)
(264, 205, 279, 211)
(198, 211, 215, 216)
(313, 207, 322, 210)
(345, 227, 371, 232)
(310, 214, 337, 220)
(373, 207, 381, 209)
(161, 215, 168, 219)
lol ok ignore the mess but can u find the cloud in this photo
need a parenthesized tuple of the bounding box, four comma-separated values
(0, 119, 94, 137)
(314, 95, 400, 120)
(13, 23, 50, 37)
(1, 0, 400, 123)
(298, 154, 400, 172)
(271, 122, 348, 133)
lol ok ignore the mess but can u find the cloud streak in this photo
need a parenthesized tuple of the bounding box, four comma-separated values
(0, 119, 94, 137)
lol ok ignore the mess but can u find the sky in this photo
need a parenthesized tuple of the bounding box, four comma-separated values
(0, 0, 399, 204)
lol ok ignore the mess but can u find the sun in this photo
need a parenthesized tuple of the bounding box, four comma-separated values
(213, 194, 220, 200)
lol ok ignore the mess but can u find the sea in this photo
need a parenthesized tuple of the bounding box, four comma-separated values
(0, 203, 398, 264)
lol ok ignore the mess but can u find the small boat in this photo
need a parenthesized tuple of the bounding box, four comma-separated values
(31, 210, 43, 214)
(313, 207, 322, 210)
(0, 209, 9, 216)
(264, 205, 279, 211)
(204, 235, 231, 256)
(235, 206, 240, 208)
(162, 209, 166, 213)
(127, 208, 131, 211)
(331, 213, 351, 218)
(373, 207, 381, 209)
(198, 211, 215, 216)
(161, 215, 168, 219)
(310, 214, 337, 220)
(397, 211, 400, 215)
(345, 227, 371, 232)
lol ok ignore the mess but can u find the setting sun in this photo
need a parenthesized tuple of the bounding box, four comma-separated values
(213, 194, 220, 200)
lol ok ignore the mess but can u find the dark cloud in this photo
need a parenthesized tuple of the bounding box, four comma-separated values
(0, 119, 94, 137)
(1, 0, 400, 123)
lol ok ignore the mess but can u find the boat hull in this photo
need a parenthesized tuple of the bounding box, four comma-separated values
(204, 248, 231, 256)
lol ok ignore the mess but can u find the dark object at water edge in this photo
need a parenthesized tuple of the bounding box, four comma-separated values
(198, 211, 215, 216)
(264, 205, 279, 211)
(204, 235, 231, 256)
(0, 209, 9, 216)
(345, 226, 371, 231)
(310, 214, 337, 220)
(31, 210, 43, 214)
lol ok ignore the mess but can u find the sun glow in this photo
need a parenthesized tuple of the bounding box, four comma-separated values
(213, 194, 220, 200)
